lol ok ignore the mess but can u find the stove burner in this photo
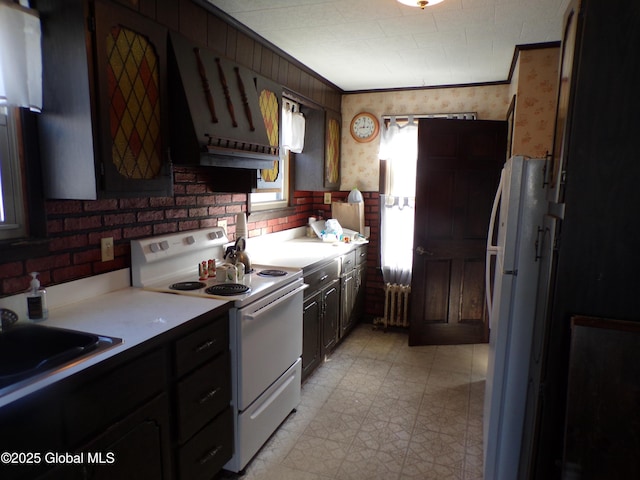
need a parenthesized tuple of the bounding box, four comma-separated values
(205, 283, 250, 296)
(257, 269, 288, 277)
(170, 281, 207, 291)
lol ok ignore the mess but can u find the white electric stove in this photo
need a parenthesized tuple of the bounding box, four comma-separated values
(130, 227, 302, 305)
(131, 228, 305, 473)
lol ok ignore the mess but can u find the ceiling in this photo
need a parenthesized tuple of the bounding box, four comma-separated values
(203, 0, 570, 92)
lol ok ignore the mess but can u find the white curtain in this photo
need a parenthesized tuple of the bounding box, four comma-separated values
(0, 3, 42, 111)
(281, 100, 305, 153)
(379, 116, 418, 285)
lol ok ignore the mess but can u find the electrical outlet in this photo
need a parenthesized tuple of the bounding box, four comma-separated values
(323, 192, 332, 204)
(101, 237, 114, 262)
(218, 219, 228, 234)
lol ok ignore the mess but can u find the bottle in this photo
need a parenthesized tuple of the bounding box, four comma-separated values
(26, 272, 48, 320)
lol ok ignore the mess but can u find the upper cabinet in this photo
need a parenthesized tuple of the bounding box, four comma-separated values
(37, 0, 172, 200)
(294, 106, 341, 191)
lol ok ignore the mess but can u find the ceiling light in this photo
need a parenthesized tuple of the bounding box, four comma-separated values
(397, 0, 445, 8)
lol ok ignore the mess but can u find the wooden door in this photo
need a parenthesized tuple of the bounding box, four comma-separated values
(409, 119, 506, 345)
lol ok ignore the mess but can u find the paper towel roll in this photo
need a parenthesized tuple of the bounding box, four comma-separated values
(236, 212, 247, 240)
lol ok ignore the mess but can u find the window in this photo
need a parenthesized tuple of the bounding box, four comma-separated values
(0, 107, 26, 240)
(249, 98, 298, 211)
(249, 151, 289, 210)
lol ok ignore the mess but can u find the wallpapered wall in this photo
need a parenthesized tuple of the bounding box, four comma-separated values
(340, 84, 511, 191)
(510, 48, 561, 159)
(339, 45, 560, 192)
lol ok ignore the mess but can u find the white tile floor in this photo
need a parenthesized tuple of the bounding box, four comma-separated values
(235, 323, 488, 480)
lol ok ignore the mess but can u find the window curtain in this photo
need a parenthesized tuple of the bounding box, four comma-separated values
(0, 2, 42, 111)
(379, 116, 418, 285)
(281, 99, 304, 153)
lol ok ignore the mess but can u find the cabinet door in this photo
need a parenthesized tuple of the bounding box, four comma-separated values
(82, 394, 172, 480)
(340, 270, 355, 338)
(354, 263, 366, 317)
(322, 280, 340, 353)
(302, 291, 322, 379)
(294, 106, 327, 191)
(93, 0, 172, 197)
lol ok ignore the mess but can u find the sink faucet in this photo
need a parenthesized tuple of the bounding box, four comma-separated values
(0, 308, 18, 332)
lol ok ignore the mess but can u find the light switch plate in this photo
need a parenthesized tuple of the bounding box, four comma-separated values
(218, 219, 228, 234)
(101, 237, 114, 262)
(324, 192, 331, 204)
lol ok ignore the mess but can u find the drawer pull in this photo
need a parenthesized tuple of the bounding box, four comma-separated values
(319, 274, 329, 282)
(195, 339, 216, 353)
(198, 387, 221, 404)
(198, 445, 222, 465)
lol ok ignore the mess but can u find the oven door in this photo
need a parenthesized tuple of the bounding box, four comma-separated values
(235, 279, 306, 410)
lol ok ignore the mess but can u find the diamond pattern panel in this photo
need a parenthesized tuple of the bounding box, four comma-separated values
(259, 89, 279, 182)
(326, 118, 340, 184)
(107, 26, 161, 180)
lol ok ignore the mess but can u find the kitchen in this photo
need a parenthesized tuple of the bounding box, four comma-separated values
(1, 0, 639, 479)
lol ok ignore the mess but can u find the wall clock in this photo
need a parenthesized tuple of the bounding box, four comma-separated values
(350, 112, 379, 143)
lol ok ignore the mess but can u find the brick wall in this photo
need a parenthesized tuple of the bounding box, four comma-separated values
(0, 169, 385, 319)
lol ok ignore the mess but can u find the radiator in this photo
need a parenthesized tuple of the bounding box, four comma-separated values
(377, 283, 411, 328)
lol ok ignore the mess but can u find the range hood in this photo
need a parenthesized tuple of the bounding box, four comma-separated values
(168, 32, 280, 169)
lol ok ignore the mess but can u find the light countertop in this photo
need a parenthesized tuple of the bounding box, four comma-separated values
(0, 228, 368, 408)
(249, 229, 368, 272)
(0, 280, 228, 408)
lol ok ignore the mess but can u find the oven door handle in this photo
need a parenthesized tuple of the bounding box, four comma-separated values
(244, 283, 308, 321)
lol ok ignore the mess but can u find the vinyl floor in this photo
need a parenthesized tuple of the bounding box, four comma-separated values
(236, 323, 488, 480)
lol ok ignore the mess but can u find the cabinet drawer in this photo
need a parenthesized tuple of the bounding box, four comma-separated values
(178, 407, 233, 480)
(341, 250, 357, 273)
(176, 352, 231, 444)
(304, 257, 340, 293)
(64, 348, 166, 447)
(175, 317, 227, 377)
(356, 245, 368, 265)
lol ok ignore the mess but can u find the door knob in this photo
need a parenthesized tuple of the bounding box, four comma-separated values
(416, 246, 434, 256)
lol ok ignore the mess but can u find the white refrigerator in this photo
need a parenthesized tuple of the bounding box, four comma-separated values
(484, 156, 548, 480)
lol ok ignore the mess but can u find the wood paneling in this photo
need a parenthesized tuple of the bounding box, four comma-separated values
(235, 31, 254, 68)
(260, 49, 273, 79)
(252, 43, 263, 73)
(207, 14, 228, 55)
(156, 0, 179, 31)
(178, 0, 206, 45)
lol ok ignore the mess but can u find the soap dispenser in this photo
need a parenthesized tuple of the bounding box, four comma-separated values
(26, 272, 48, 320)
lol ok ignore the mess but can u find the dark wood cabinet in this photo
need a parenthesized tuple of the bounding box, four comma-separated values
(294, 106, 341, 192)
(81, 394, 171, 480)
(301, 257, 341, 380)
(0, 309, 232, 480)
(321, 279, 340, 354)
(301, 245, 367, 380)
(294, 105, 326, 191)
(36, 0, 172, 200)
(340, 245, 367, 339)
(302, 290, 322, 379)
(171, 316, 232, 479)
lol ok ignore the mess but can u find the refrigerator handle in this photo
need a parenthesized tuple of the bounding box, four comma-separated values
(485, 170, 504, 323)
